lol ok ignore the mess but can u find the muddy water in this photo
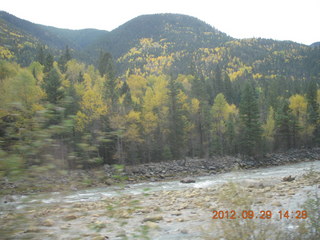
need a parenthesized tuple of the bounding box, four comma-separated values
(1, 160, 319, 239)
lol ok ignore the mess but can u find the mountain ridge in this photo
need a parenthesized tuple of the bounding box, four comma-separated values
(0, 10, 318, 82)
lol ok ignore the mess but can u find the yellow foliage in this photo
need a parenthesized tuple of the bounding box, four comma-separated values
(65, 60, 86, 83)
(127, 74, 147, 104)
(176, 74, 194, 92)
(127, 110, 141, 122)
(31, 103, 45, 112)
(289, 94, 307, 118)
(124, 110, 142, 143)
(144, 55, 173, 75)
(262, 107, 275, 141)
(141, 111, 157, 134)
(0, 46, 14, 59)
(84, 73, 93, 89)
(190, 98, 200, 115)
(75, 111, 88, 131)
(253, 73, 263, 79)
(1, 69, 44, 110)
(211, 93, 238, 135)
(177, 90, 188, 111)
(75, 88, 107, 131)
(289, 94, 312, 138)
(143, 75, 169, 113)
(125, 124, 142, 143)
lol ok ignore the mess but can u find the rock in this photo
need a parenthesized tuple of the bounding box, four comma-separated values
(180, 229, 188, 234)
(282, 175, 296, 182)
(288, 191, 295, 196)
(180, 177, 196, 183)
(116, 230, 126, 237)
(272, 201, 282, 207)
(42, 219, 54, 227)
(143, 215, 163, 222)
(63, 215, 77, 221)
(264, 187, 271, 192)
(145, 221, 160, 229)
(24, 227, 40, 233)
(138, 208, 152, 214)
(3, 195, 15, 203)
(119, 211, 130, 218)
(60, 224, 71, 230)
(94, 236, 110, 240)
(171, 211, 182, 216)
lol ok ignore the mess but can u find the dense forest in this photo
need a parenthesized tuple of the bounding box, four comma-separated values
(0, 12, 320, 177)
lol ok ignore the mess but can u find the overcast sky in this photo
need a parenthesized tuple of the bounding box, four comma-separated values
(1, 0, 319, 45)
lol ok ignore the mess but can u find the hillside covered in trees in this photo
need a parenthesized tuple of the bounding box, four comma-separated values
(0, 11, 320, 176)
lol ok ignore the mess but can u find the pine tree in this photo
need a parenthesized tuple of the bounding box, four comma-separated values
(43, 68, 63, 104)
(168, 76, 184, 159)
(306, 79, 320, 145)
(36, 45, 45, 65)
(98, 52, 115, 79)
(274, 100, 294, 150)
(44, 53, 54, 73)
(58, 46, 72, 73)
(239, 82, 262, 155)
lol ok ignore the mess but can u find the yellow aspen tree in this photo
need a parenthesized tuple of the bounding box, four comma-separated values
(126, 74, 147, 105)
(289, 94, 312, 144)
(211, 93, 237, 155)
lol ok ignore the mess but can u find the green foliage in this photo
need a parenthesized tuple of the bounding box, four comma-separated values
(0, 149, 24, 178)
(0, 11, 320, 173)
(98, 52, 115, 79)
(58, 45, 72, 73)
(42, 67, 64, 104)
(239, 82, 262, 155)
(306, 79, 320, 145)
(112, 164, 128, 182)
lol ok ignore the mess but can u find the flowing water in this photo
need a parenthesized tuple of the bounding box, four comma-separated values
(1, 160, 320, 212)
(1, 160, 319, 239)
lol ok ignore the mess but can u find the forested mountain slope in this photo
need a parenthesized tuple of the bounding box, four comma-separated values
(0, 11, 320, 172)
(1, 11, 319, 81)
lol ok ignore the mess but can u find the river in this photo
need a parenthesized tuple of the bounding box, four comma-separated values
(1, 160, 319, 239)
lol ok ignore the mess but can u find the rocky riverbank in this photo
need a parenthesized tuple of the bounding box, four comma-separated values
(121, 147, 320, 180)
(1, 148, 320, 196)
(1, 161, 319, 240)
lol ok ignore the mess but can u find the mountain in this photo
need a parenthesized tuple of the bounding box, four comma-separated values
(311, 42, 320, 47)
(0, 11, 107, 49)
(0, 11, 319, 82)
(0, 11, 232, 65)
(93, 13, 233, 58)
(0, 11, 107, 65)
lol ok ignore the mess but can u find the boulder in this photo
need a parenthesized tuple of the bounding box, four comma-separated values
(42, 219, 54, 227)
(180, 177, 196, 183)
(282, 175, 296, 182)
(143, 215, 163, 222)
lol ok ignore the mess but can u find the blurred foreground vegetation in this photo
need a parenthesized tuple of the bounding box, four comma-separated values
(1, 43, 320, 179)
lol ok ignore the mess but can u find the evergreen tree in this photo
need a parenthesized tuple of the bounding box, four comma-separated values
(223, 73, 233, 103)
(168, 76, 184, 159)
(36, 45, 45, 65)
(239, 82, 262, 155)
(98, 52, 115, 79)
(58, 46, 72, 73)
(44, 53, 54, 73)
(43, 68, 63, 104)
(306, 79, 320, 145)
(274, 100, 295, 150)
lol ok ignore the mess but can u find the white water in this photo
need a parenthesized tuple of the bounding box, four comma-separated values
(1, 160, 320, 212)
